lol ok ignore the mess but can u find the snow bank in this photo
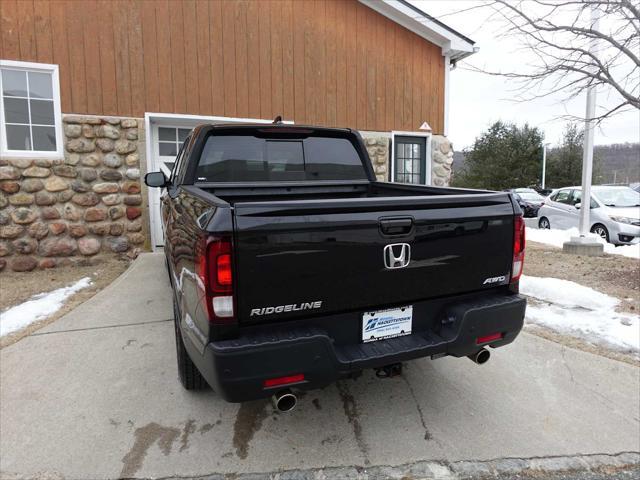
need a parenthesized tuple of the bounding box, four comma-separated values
(520, 275, 639, 353)
(526, 227, 640, 259)
(0, 277, 92, 337)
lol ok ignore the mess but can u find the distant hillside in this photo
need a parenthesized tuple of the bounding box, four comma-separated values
(452, 143, 640, 185)
(593, 143, 640, 184)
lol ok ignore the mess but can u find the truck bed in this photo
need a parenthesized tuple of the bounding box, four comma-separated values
(199, 181, 502, 205)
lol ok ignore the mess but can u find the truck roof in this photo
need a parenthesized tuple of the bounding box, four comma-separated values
(194, 123, 355, 135)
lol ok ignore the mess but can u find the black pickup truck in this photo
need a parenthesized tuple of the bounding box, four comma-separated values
(145, 123, 526, 409)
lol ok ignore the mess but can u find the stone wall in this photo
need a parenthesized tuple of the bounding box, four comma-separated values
(431, 135, 454, 186)
(0, 115, 149, 272)
(362, 135, 390, 181)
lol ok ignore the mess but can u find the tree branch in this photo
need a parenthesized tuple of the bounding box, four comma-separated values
(458, 0, 640, 122)
(494, 0, 640, 67)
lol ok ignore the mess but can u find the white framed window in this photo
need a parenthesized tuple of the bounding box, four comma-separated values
(153, 125, 193, 176)
(0, 60, 63, 159)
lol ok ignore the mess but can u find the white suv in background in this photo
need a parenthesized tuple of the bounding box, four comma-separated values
(537, 185, 640, 245)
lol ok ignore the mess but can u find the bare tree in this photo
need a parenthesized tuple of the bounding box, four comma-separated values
(462, 0, 639, 123)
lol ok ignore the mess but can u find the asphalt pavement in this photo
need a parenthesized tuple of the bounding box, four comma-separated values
(1, 253, 638, 479)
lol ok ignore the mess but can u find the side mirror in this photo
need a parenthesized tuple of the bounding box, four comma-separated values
(145, 171, 169, 188)
(574, 202, 581, 209)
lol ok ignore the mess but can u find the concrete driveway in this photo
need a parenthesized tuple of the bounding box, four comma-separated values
(1, 253, 639, 479)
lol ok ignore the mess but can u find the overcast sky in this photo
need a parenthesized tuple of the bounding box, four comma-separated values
(411, 0, 640, 150)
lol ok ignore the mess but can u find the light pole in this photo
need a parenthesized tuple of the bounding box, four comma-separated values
(541, 143, 550, 189)
(563, 4, 603, 256)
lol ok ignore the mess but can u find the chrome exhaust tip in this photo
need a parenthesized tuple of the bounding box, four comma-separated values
(273, 389, 297, 412)
(468, 348, 491, 365)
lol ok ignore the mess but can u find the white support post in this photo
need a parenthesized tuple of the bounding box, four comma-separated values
(443, 55, 451, 137)
(542, 144, 547, 189)
(578, 6, 600, 238)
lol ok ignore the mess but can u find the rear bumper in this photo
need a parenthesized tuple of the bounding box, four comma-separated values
(199, 293, 526, 402)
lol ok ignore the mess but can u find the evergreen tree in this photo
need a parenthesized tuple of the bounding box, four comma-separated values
(452, 121, 544, 190)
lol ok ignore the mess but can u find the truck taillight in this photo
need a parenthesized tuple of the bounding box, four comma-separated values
(216, 253, 232, 286)
(197, 236, 236, 324)
(511, 215, 525, 283)
(207, 239, 232, 294)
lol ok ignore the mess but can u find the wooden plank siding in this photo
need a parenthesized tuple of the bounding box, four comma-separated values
(0, 0, 445, 133)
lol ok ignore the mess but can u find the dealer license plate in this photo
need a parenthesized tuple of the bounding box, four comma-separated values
(361, 306, 413, 343)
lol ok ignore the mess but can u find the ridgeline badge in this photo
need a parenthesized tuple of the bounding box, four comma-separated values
(250, 301, 323, 316)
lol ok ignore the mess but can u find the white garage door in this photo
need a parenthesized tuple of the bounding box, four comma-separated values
(145, 114, 286, 250)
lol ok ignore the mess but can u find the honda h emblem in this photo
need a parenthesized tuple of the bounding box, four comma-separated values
(383, 243, 411, 269)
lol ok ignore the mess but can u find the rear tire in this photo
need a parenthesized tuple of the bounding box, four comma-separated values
(590, 224, 610, 243)
(538, 217, 551, 229)
(173, 300, 207, 390)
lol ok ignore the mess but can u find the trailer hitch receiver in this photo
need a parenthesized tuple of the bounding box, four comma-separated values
(375, 363, 403, 378)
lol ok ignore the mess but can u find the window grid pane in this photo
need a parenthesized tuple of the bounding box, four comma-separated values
(158, 127, 176, 141)
(1, 69, 27, 97)
(28, 71, 53, 99)
(29, 99, 54, 125)
(32, 126, 56, 151)
(159, 142, 177, 157)
(3, 97, 29, 123)
(178, 128, 190, 141)
(6, 124, 31, 150)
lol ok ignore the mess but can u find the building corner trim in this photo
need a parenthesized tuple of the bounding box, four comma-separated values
(444, 55, 451, 137)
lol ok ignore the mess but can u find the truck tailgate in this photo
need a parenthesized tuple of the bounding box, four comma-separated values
(232, 193, 515, 325)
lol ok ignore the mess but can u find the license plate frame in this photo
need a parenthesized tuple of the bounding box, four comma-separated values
(361, 306, 413, 343)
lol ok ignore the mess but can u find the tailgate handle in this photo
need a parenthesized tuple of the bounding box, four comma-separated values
(379, 217, 413, 236)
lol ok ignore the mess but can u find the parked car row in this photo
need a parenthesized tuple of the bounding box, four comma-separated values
(536, 185, 640, 245)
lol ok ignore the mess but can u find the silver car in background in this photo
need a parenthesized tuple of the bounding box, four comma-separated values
(537, 185, 640, 245)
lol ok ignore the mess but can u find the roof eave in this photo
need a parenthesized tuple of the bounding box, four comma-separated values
(359, 0, 477, 61)
(449, 47, 480, 64)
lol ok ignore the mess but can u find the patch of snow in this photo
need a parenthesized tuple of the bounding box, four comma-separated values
(520, 275, 639, 353)
(526, 227, 640, 259)
(0, 277, 92, 337)
(521, 275, 618, 311)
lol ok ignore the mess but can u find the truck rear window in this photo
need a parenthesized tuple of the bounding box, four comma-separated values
(195, 135, 368, 182)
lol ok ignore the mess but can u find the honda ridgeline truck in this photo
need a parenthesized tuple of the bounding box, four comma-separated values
(145, 123, 527, 409)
